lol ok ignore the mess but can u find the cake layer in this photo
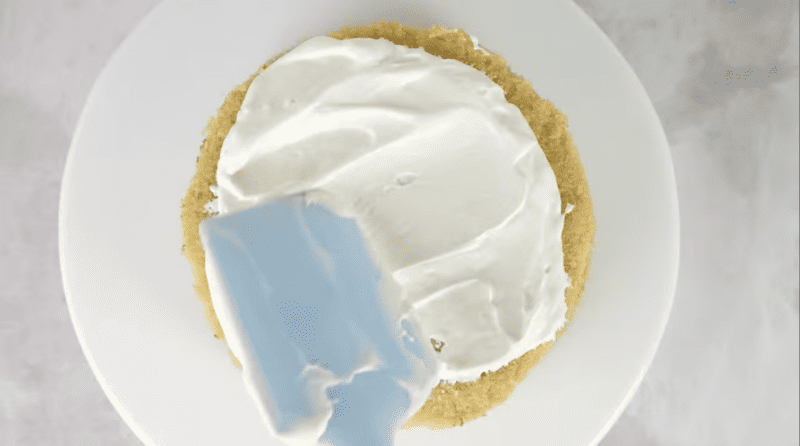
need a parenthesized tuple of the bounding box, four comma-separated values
(181, 23, 596, 433)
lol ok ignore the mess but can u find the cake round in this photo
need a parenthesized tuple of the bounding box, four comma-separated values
(181, 22, 594, 431)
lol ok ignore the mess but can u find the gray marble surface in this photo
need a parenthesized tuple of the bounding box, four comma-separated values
(0, 0, 797, 445)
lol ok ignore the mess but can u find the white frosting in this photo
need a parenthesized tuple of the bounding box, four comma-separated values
(469, 34, 491, 54)
(206, 35, 571, 383)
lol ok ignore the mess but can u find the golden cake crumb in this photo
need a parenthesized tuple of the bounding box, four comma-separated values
(180, 21, 595, 431)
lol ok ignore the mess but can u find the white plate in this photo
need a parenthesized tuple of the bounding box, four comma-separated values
(59, 1, 680, 445)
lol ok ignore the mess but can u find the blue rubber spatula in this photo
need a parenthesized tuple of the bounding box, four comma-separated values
(199, 194, 431, 446)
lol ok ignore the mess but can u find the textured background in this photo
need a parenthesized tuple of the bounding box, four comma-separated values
(0, 0, 797, 445)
